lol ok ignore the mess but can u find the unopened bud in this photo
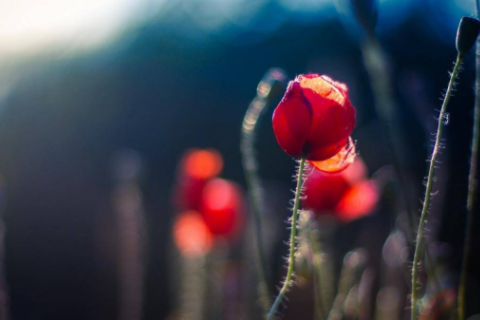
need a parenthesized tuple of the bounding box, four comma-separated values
(456, 17, 480, 56)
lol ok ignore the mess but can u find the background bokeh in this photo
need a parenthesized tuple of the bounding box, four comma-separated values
(0, 0, 479, 319)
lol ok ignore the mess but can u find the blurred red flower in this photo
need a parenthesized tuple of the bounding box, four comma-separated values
(200, 178, 244, 238)
(173, 149, 223, 211)
(173, 210, 213, 258)
(272, 74, 356, 172)
(303, 158, 378, 222)
(173, 149, 244, 243)
(418, 289, 455, 320)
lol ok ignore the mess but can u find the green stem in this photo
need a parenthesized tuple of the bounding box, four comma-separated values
(458, 6, 480, 318)
(267, 157, 306, 320)
(412, 54, 464, 320)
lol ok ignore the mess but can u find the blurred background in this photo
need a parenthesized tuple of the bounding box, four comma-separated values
(0, 0, 479, 319)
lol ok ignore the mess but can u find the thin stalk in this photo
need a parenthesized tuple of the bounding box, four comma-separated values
(242, 96, 271, 313)
(362, 34, 440, 291)
(305, 218, 325, 320)
(241, 69, 286, 315)
(267, 157, 306, 320)
(458, 4, 480, 318)
(327, 250, 366, 320)
(412, 54, 464, 320)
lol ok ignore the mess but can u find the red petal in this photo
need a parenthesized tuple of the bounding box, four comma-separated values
(303, 168, 350, 213)
(335, 180, 378, 222)
(309, 137, 356, 173)
(296, 75, 356, 161)
(272, 82, 312, 157)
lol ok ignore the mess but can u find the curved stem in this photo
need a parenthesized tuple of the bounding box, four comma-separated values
(458, 5, 480, 318)
(412, 54, 464, 320)
(241, 96, 271, 313)
(241, 69, 286, 315)
(267, 157, 306, 320)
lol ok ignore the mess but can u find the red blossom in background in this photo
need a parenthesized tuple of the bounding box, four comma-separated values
(272, 74, 356, 172)
(173, 149, 223, 211)
(173, 210, 213, 258)
(173, 149, 244, 249)
(200, 178, 244, 238)
(418, 289, 455, 320)
(303, 158, 378, 222)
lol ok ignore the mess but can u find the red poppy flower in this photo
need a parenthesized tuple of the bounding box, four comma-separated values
(303, 158, 378, 222)
(173, 149, 223, 211)
(272, 74, 356, 172)
(200, 178, 244, 238)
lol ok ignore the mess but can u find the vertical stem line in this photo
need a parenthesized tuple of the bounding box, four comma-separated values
(458, 5, 480, 318)
(305, 219, 325, 320)
(267, 157, 306, 320)
(412, 54, 464, 320)
(241, 97, 271, 314)
(241, 69, 286, 315)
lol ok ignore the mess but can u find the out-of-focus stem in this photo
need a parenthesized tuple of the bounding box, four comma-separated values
(458, 4, 480, 319)
(112, 150, 146, 320)
(304, 217, 325, 320)
(327, 250, 366, 320)
(412, 54, 464, 320)
(361, 34, 440, 291)
(241, 68, 286, 315)
(267, 158, 306, 320)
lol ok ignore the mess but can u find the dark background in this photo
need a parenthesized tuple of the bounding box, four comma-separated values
(0, 0, 479, 319)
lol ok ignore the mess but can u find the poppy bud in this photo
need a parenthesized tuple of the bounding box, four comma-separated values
(456, 17, 480, 56)
(272, 74, 356, 172)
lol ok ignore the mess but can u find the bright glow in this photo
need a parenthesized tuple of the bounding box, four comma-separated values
(173, 211, 213, 258)
(0, 0, 160, 58)
(183, 149, 223, 180)
(336, 180, 378, 222)
(310, 137, 356, 173)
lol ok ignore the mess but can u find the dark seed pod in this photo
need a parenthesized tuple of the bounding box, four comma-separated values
(456, 17, 480, 56)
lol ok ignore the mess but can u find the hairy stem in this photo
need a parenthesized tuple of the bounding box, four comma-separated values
(458, 5, 480, 318)
(267, 157, 306, 320)
(412, 54, 464, 320)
